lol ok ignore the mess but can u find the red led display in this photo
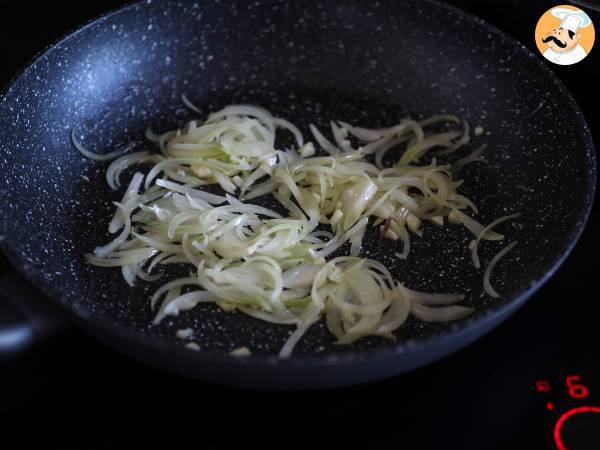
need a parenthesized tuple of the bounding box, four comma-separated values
(546, 402, 555, 411)
(536, 380, 551, 392)
(554, 406, 600, 450)
(565, 375, 589, 399)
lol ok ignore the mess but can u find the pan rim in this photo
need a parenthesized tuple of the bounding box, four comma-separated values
(0, 0, 596, 368)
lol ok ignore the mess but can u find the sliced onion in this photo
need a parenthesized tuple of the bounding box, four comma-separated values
(279, 302, 321, 358)
(282, 264, 322, 289)
(81, 105, 507, 359)
(452, 144, 486, 176)
(410, 303, 474, 322)
(484, 241, 517, 298)
(208, 104, 275, 135)
(155, 179, 226, 204)
(94, 202, 132, 257)
(398, 284, 464, 305)
(274, 118, 304, 147)
(109, 172, 145, 233)
(106, 151, 154, 190)
(330, 121, 353, 152)
(181, 93, 202, 114)
(375, 289, 410, 337)
(72, 129, 135, 162)
(153, 290, 215, 325)
(341, 177, 377, 230)
(225, 194, 282, 218)
(309, 124, 339, 155)
(472, 214, 520, 269)
(449, 209, 504, 241)
(150, 277, 199, 310)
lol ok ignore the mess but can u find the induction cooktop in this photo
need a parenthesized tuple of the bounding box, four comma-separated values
(0, 1, 598, 449)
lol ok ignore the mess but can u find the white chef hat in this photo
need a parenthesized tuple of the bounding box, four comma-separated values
(551, 7, 592, 33)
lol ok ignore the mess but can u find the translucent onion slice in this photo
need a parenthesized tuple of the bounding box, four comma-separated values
(208, 104, 276, 135)
(375, 289, 410, 338)
(106, 151, 153, 190)
(181, 93, 202, 114)
(398, 284, 464, 305)
(452, 144, 486, 176)
(349, 220, 367, 256)
(330, 121, 353, 152)
(94, 202, 132, 257)
(155, 179, 226, 204)
(398, 137, 459, 165)
(225, 194, 282, 219)
(374, 135, 413, 167)
(82, 105, 508, 359)
(274, 118, 304, 147)
(472, 214, 520, 269)
(85, 248, 158, 267)
(339, 120, 423, 143)
(278, 302, 321, 358)
(484, 241, 517, 298)
(309, 124, 339, 155)
(435, 121, 471, 156)
(238, 306, 299, 325)
(151, 277, 199, 310)
(153, 290, 216, 325)
(449, 209, 504, 241)
(418, 114, 459, 127)
(122, 264, 137, 287)
(109, 172, 145, 233)
(282, 264, 323, 289)
(71, 129, 136, 161)
(341, 177, 377, 230)
(410, 303, 474, 322)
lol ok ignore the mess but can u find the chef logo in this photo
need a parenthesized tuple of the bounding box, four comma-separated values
(535, 5, 595, 65)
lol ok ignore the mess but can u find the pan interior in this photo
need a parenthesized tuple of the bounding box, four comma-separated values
(0, 0, 594, 357)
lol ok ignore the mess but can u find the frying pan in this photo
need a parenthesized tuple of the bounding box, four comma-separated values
(0, 0, 595, 389)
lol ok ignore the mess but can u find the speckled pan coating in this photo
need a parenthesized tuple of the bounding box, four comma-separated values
(0, 0, 595, 375)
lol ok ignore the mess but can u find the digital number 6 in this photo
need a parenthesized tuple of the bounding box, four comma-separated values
(566, 375, 589, 399)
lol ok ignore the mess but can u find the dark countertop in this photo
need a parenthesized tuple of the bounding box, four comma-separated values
(1, 1, 598, 448)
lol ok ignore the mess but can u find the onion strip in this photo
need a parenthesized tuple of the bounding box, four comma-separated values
(81, 104, 512, 358)
(472, 214, 520, 269)
(72, 130, 136, 162)
(484, 241, 518, 298)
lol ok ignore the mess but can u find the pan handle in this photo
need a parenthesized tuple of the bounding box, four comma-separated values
(0, 272, 69, 356)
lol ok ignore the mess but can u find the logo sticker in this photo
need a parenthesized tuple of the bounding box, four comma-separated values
(535, 5, 595, 65)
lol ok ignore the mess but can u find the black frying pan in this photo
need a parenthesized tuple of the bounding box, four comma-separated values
(0, 0, 595, 389)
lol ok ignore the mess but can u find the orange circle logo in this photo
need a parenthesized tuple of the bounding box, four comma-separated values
(535, 5, 595, 65)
